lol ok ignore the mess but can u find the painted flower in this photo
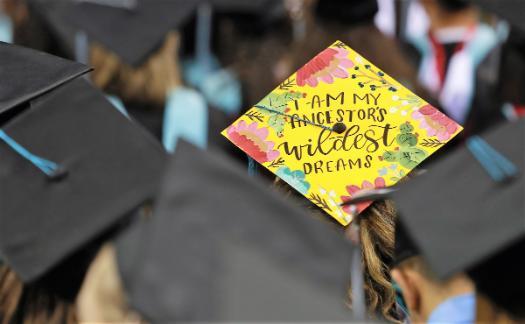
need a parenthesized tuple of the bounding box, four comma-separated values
(276, 167, 311, 194)
(412, 105, 459, 141)
(340, 177, 386, 215)
(296, 47, 354, 87)
(227, 120, 279, 163)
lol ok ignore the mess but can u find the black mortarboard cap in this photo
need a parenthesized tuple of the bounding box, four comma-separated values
(391, 119, 524, 280)
(470, 0, 525, 34)
(32, 0, 200, 66)
(0, 41, 90, 117)
(210, 0, 284, 15)
(393, 218, 420, 266)
(0, 76, 167, 284)
(344, 120, 525, 317)
(116, 141, 355, 322)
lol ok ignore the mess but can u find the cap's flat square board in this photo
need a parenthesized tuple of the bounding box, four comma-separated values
(222, 41, 462, 225)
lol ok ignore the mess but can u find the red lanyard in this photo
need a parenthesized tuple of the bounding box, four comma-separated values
(428, 25, 476, 90)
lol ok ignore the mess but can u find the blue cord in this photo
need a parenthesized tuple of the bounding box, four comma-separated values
(474, 137, 518, 177)
(196, 2, 213, 74)
(392, 282, 410, 318)
(466, 136, 517, 182)
(247, 156, 257, 177)
(467, 138, 504, 181)
(0, 130, 61, 177)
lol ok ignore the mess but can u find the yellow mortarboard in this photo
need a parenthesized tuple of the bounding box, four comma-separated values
(222, 41, 462, 225)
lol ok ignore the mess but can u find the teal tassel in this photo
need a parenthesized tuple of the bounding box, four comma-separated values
(0, 130, 64, 178)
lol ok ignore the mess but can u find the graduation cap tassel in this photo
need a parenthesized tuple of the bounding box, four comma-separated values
(0, 130, 65, 179)
(74, 31, 90, 66)
(466, 136, 518, 183)
(348, 222, 367, 321)
(247, 156, 258, 176)
(196, 2, 213, 74)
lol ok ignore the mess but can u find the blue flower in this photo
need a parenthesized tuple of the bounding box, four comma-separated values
(378, 167, 388, 176)
(276, 167, 311, 195)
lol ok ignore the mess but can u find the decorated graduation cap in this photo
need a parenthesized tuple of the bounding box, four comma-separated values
(0, 41, 90, 117)
(222, 40, 462, 226)
(31, 0, 200, 66)
(115, 141, 357, 322)
(0, 43, 166, 290)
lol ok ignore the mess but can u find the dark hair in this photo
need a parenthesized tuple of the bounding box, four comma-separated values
(0, 266, 77, 324)
(436, 0, 471, 12)
(314, 0, 378, 27)
(468, 238, 525, 320)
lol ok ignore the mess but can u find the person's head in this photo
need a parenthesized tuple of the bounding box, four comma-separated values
(0, 266, 76, 324)
(76, 244, 143, 323)
(285, 0, 429, 100)
(90, 31, 182, 108)
(0, 241, 100, 324)
(0, 242, 140, 324)
(0, 206, 151, 324)
(274, 177, 400, 322)
(421, 0, 479, 30)
(391, 256, 474, 322)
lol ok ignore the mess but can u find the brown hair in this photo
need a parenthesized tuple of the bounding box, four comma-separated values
(274, 178, 399, 321)
(89, 31, 182, 107)
(282, 20, 414, 324)
(358, 200, 398, 323)
(0, 266, 76, 324)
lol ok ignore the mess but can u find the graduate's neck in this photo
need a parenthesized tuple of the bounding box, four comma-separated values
(421, 273, 474, 321)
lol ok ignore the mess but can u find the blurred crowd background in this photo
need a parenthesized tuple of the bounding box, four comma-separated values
(0, 0, 524, 323)
(2, 0, 524, 149)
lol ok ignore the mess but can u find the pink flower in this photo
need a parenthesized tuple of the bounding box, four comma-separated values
(226, 120, 280, 163)
(412, 105, 459, 141)
(340, 177, 386, 215)
(296, 47, 354, 87)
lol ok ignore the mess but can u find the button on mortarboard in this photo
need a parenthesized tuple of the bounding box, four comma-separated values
(332, 122, 347, 134)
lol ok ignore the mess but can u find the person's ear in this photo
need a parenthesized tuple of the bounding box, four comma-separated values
(391, 267, 421, 320)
